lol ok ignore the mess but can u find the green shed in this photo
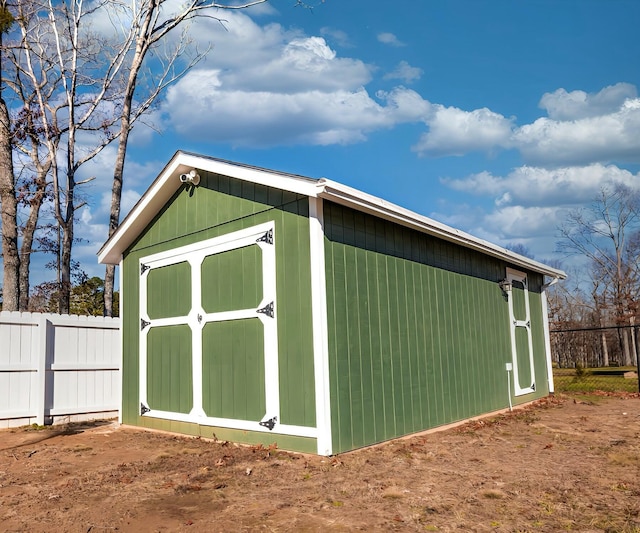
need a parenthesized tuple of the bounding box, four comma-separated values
(98, 151, 566, 456)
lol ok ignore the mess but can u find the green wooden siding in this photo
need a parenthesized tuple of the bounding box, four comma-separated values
(201, 245, 263, 313)
(147, 261, 191, 319)
(147, 325, 193, 414)
(121, 172, 316, 437)
(324, 201, 550, 454)
(512, 280, 527, 320)
(515, 327, 533, 389)
(202, 319, 265, 420)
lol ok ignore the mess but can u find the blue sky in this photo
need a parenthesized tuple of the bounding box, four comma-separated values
(63, 0, 640, 283)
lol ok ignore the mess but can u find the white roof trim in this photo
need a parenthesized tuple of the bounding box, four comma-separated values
(97, 152, 318, 264)
(316, 179, 566, 279)
(98, 151, 566, 280)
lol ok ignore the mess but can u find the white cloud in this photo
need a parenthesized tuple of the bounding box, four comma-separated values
(159, 17, 438, 146)
(539, 83, 637, 120)
(442, 164, 640, 208)
(165, 72, 429, 146)
(413, 106, 514, 157)
(86, 5, 640, 168)
(221, 36, 372, 92)
(154, 11, 640, 166)
(432, 199, 566, 262)
(320, 27, 353, 48)
(412, 84, 640, 165)
(377, 32, 405, 47)
(484, 205, 563, 240)
(513, 98, 640, 165)
(377, 87, 432, 121)
(188, 12, 303, 70)
(383, 61, 423, 83)
(437, 163, 640, 265)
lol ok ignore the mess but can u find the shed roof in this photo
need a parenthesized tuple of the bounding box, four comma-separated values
(98, 151, 566, 280)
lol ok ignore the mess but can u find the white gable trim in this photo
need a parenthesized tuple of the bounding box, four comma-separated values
(98, 152, 318, 265)
(99, 151, 566, 281)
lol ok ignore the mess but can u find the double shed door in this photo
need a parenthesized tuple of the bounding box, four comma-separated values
(138, 222, 280, 432)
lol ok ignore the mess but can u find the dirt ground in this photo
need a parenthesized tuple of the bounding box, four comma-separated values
(1, 393, 639, 533)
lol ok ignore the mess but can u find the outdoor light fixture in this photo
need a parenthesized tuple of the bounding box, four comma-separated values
(498, 278, 512, 294)
(179, 169, 200, 186)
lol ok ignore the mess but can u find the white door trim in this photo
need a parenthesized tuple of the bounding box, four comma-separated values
(506, 268, 536, 396)
(138, 222, 285, 433)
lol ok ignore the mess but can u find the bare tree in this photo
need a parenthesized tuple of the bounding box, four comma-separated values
(102, 0, 269, 316)
(2, 0, 205, 312)
(0, 0, 117, 312)
(1, 0, 311, 313)
(8, 67, 57, 311)
(4, 0, 117, 312)
(0, 0, 18, 310)
(558, 185, 640, 366)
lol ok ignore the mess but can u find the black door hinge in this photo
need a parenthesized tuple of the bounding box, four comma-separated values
(256, 229, 273, 245)
(257, 301, 274, 318)
(259, 416, 277, 431)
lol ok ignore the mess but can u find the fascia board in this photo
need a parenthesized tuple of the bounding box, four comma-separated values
(98, 152, 320, 265)
(177, 152, 319, 197)
(99, 151, 566, 281)
(98, 156, 184, 265)
(316, 179, 567, 280)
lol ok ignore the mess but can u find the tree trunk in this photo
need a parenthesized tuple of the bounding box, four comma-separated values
(630, 317, 638, 368)
(621, 328, 632, 366)
(102, 144, 124, 317)
(104, 55, 137, 317)
(601, 331, 609, 367)
(18, 178, 46, 310)
(0, 95, 19, 311)
(58, 170, 75, 314)
(59, 217, 73, 314)
(103, 158, 123, 316)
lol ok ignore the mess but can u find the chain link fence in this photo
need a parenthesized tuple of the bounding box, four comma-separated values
(550, 325, 640, 393)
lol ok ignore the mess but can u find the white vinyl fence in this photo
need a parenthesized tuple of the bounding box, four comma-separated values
(0, 311, 120, 428)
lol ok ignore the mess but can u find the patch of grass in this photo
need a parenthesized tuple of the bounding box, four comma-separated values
(151, 452, 172, 461)
(539, 500, 555, 515)
(178, 448, 202, 455)
(482, 490, 506, 500)
(553, 367, 639, 393)
(66, 444, 93, 453)
(610, 482, 633, 492)
(608, 452, 640, 467)
(174, 483, 202, 494)
(382, 488, 405, 499)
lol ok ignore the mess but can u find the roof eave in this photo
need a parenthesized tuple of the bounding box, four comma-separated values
(316, 179, 566, 280)
(98, 151, 321, 265)
(99, 152, 566, 281)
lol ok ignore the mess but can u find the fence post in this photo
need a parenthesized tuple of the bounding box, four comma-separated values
(635, 326, 640, 395)
(35, 316, 51, 426)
